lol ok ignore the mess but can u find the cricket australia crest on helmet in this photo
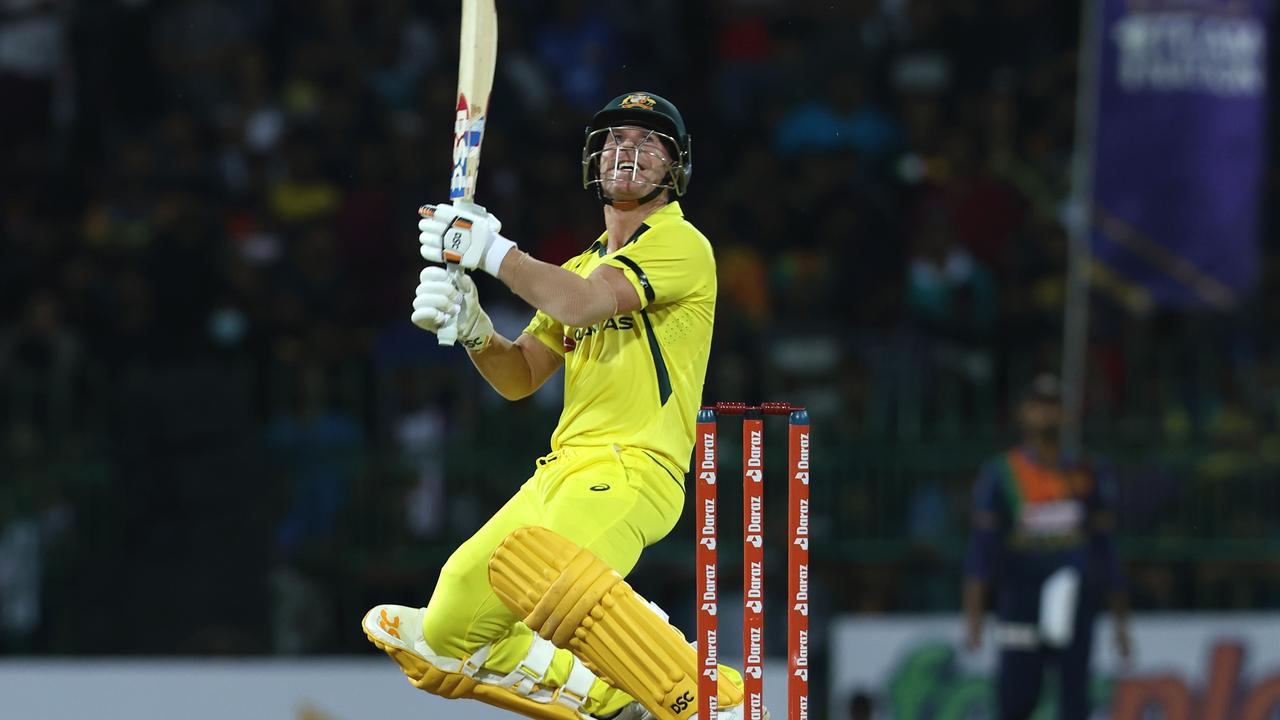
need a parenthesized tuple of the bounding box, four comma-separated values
(619, 93, 658, 111)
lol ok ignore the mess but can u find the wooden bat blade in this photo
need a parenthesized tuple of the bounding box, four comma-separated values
(450, 0, 498, 204)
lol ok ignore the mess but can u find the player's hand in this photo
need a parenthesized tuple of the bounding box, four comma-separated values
(411, 266, 494, 350)
(418, 202, 516, 278)
(1114, 624, 1132, 662)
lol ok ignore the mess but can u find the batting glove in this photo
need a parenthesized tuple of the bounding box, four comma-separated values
(418, 202, 516, 278)
(411, 266, 495, 350)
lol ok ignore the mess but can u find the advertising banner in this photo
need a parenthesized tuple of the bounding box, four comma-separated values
(830, 614, 1280, 718)
(1090, 0, 1269, 309)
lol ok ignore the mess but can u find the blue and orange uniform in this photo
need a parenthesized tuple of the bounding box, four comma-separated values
(966, 447, 1124, 720)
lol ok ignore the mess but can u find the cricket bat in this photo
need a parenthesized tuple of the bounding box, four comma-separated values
(436, 0, 498, 346)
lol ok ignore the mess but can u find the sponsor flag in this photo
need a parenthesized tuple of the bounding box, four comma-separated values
(1090, 0, 1269, 309)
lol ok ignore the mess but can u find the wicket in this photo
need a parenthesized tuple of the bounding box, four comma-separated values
(695, 402, 810, 720)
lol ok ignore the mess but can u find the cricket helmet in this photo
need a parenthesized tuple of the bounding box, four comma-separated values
(583, 91, 693, 205)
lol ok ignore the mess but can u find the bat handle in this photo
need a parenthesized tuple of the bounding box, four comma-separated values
(436, 198, 482, 347)
(436, 263, 463, 346)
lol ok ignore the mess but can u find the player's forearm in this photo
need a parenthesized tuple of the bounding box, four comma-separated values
(1109, 590, 1130, 627)
(467, 333, 537, 401)
(497, 249, 616, 327)
(963, 578, 986, 632)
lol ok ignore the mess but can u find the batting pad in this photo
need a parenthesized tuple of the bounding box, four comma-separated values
(362, 606, 591, 720)
(489, 526, 744, 720)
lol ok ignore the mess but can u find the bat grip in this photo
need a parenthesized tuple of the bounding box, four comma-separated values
(435, 200, 481, 347)
(436, 263, 464, 346)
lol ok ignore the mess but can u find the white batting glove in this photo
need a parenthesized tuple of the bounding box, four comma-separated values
(418, 203, 517, 278)
(411, 266, 495, 350)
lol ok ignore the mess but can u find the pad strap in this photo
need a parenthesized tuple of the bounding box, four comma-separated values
(464, 636, 557, 697)
(514, 637, 558, 694)
(559, 660, 598, 712)
(462, 635, 601, 715)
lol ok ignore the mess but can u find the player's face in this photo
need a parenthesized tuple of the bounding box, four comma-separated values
(599, 126, 673, 200)
(1019, 399, 1063, 443)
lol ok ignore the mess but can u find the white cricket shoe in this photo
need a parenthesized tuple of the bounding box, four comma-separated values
(366, 604, 599, 719)
(362, 604, 455, 679)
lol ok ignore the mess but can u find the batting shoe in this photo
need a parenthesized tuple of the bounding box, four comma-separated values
(599, 665, 769, 720)
(367, 604, 614, 720)
(362, 604, 445, 682)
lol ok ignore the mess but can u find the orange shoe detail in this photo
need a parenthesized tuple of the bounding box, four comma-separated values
(379, 608, 402, 639)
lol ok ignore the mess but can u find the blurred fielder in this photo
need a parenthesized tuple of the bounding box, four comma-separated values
(362, 92, 761, 720)
(964, 374, 1132, 720)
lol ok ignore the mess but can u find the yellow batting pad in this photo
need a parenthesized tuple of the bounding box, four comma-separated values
(489, 526, 743, 720)
(362, 607, 587, 720)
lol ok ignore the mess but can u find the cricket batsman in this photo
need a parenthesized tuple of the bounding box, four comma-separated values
(964, 374, 1132, 719)
(362, 92, 760, 720)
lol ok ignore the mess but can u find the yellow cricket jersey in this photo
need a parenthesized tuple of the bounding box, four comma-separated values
(522, 202, 716, 476)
